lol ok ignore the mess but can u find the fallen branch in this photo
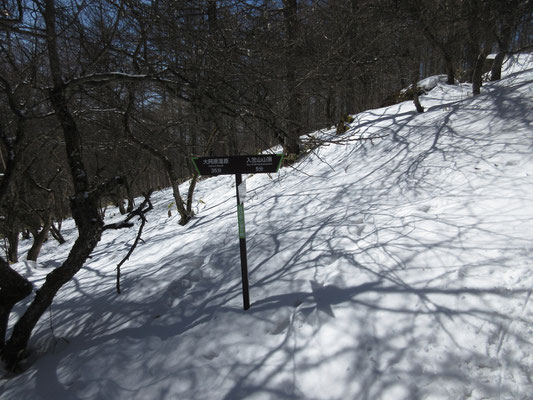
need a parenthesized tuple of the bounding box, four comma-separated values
(108, 191, 154, 294)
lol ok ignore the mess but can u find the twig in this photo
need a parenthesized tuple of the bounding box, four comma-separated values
(103, 189, 153, 231)
(113, 192, 154, 294)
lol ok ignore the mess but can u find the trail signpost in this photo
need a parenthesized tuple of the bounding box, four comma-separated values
(192, 154, 283, 310)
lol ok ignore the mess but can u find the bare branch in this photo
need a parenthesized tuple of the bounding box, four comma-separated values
(112, 191, 154, 294)
(103, 189, 153, 231)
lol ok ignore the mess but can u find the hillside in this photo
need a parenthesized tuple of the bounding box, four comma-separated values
(2, 54, 533, 400)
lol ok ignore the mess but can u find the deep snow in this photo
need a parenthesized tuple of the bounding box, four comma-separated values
(2, 54, 533, 400)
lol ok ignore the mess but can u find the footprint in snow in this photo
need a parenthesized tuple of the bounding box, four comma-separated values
(269, 314, 291, 335)
(202, 350, 220, 360)
(268, 301, 307, 335)
(353, 217, 364, 224)
(416, 204, 431, 213)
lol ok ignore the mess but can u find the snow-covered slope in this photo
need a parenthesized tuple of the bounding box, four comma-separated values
(2, 54, 533, 400)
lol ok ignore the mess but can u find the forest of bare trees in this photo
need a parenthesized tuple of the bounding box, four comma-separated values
(1, 0, 532, 370)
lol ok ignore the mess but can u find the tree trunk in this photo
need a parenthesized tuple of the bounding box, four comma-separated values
(491, 13, 513, 81)
(2, 225, 103, 368)
(283, 0, 302, 157)
(420, 23, 455, 85)
(166, 162, 193, 225)
(411, 66, 424, 113)
(1, 0, 105, 369)
(490, 52, 506, 81)
(413, 93, 425, 113)
(463, 0, 481, 83)
(124, 180, 135, 213)
(116, 197, 127, 215)
(128, 132, 192, 225)
(7, 230, 19, 264)
(123, 90, 193, 225)
(26, 222, 52, 262)
(50, 222, 66, 245)
(472, 48, 490, 96)
(186, 175, 198, 214)
(0, 257, 33, 350)
(445, 56, 455, 85)
(0, 304, 14, 351)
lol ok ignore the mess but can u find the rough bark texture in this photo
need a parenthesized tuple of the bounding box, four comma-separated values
(2, 225, 102, 367)
(50, 222, 66, 245)
(490, 52, 506, 81)
(0, 257, 33, 350)
(123, 93, 192, 225)
(420, 24, 455, 85)
(26, 222, 52, 262)
(413, 93, 425, 113)
(186, 175, 198, 215)
(445, 56, 455, 85)
(282, 0, 302, 157)
(472, 48, 490, 96)
(491, 13, 513, 82)
(168, 163, 193, 225)
(1, 0, 105, 369)
(6, 231, 19, 263)
(129, 132, 192, 225)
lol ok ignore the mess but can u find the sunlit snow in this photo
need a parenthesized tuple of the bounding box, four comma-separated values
(2, 54, 533, 400)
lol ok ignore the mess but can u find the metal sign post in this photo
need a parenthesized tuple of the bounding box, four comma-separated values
(192, 154, 283, 310)
(235, 173, 250, 309)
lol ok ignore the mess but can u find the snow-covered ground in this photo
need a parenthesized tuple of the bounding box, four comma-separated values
(2, 54, 533, 400)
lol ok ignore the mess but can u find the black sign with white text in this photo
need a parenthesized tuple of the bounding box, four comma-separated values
(192, 154, 283, 176)
(190, 153, 284, 310)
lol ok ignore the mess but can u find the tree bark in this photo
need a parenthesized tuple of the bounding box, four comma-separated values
(186, 175, 198, 215)
(490, 52, 506, 81)
(282, 0, 302, 156)
(50, 222, 66, 245)
(26, 222, 52, 262)
(419, 23, 455, 85)
(2, 226, 103, 368)
(1, 0, 105, 368)
(413, 93, 425, 113)
(122, 89, 193, 225)
(472, 47, 490, 96)
(444, 55, 455, 85)
(0, 257, 32, 350)
(490, 10, 514, 81)
(127, 132, 192, 225)
(166, 161, 193, 225)
(6, 230, 19, 264)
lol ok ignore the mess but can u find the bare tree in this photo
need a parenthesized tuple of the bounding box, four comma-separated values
(0, 0, 153, 368)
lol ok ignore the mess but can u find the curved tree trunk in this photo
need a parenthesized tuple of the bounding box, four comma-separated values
(26, 221, 52, 262)
(1, 0, 105, 369)
(0, 257, 33, 350)
(2, 225, 103, 368)
(50, 221, 66, 245)
(166, 161, 193, 226)
(413, 93, 425, 113)
(128, 131, 193, 225)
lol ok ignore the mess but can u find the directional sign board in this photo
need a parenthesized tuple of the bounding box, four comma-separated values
(192, 154, 283, 176)
(190, 153, 284, 311)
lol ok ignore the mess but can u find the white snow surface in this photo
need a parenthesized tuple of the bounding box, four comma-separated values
(2, 54, 533, 400)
